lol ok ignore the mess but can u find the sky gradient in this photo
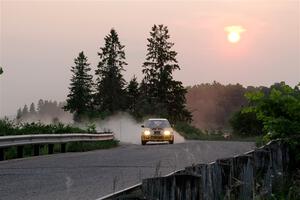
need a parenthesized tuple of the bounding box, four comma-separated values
(0, 0, 299, 117)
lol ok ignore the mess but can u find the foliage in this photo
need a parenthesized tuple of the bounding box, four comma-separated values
(174, 122, 224, 140)
(94, 29, 127, 115)
(126, 76, 140, 117)
(240, 82, 300, 167)
(17, 99, 69, 123)
(242, 82, 300, 140)
(230, 110, 264, 136)
(139, 24, 191, 123)
(0, 118, 87, 136)
(64, 51, 93, 122)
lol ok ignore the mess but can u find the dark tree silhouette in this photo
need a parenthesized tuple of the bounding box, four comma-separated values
(94, 29, 127, 116)
(126, 75, 140, 116)
(29, 103, 36, 114)
(64, 51, 93, 121)
(140, 24, 191, 122)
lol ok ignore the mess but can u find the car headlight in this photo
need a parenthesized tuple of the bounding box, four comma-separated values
(164, 130, 171, 136)
(144, 130, 151, 135)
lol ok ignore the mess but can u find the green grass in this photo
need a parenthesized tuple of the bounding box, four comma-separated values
(175, 122, 260, 142)
(3, 140, 119, 160)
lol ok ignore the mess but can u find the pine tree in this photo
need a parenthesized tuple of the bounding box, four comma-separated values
(64, 51, 93, 121)
(16, 108, 22, 121)
(141, 24, 191, 122)
(126, 76, 140, 115)
(29, 103, 36, 114)
(94, 29, 127, 115)
(22, 104, 29, 118)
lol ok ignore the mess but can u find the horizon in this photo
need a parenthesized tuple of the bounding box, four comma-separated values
(1, 0, 299, 117)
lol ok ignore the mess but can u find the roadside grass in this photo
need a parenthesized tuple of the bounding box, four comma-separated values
(175, 122, 261, 142)
(4, 140, 119, 160)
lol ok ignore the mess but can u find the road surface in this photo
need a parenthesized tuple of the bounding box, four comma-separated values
(0, 141, 255, 200)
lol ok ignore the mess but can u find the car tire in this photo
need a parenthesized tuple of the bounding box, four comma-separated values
(169, 140, 174, 144)
(141, 141, 147, 145)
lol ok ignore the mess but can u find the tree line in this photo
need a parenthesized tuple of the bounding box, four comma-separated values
(16, 100, 71, 123)
(64, 24, 191, 123)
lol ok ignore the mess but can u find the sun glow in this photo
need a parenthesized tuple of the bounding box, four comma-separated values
(225, 26, 246, 43)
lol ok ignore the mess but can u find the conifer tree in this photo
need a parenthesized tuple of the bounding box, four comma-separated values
(29, 103, 36, 114)
(94, 29, 127, 115)
(22, 104, 29, 117)
(126, 76, 140, 115)
(16, 108, 22, 121)
(64, 51, 93, 121)
(141, 24, 191, 122)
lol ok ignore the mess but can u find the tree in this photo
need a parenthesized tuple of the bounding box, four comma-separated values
(64, 51, 93, 122)
(29, 103, 36, 114)
(22, 104, 29, 118)
(94, 29, 127, 116)
(126, 76, 140, 115)
(243, 82, 300, 138)
(140, 24, 191, 122)
(0, 67, 3, 75)
(16, 108, 22, 121)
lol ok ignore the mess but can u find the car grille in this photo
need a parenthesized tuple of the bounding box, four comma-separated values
(154, 131, 161, 135)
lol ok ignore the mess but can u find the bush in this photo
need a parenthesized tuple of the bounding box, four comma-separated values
(175, 122, 224, 140)
(0, 119, 87, 136)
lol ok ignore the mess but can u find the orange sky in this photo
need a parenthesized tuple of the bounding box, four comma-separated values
(0, 0, 299, 117)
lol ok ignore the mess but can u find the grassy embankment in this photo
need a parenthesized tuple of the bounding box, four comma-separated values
(0, 119, 119, 160)
(175, 122, 262, 144)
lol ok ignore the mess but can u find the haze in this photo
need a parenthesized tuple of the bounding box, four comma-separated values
(0, 0, 299, 117)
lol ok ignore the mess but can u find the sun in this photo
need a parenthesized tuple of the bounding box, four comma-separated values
(228, 31, 240, 43)
(224, 26, 246, 44)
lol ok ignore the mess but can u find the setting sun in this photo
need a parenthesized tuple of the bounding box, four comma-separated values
(225, 26, 246, 43)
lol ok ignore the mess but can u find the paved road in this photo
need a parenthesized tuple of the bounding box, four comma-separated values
(0, 141, 255, 200)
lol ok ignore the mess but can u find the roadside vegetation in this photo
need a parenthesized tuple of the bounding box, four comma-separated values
(230, 82, 300, 199)
(0, 118, 89, 136)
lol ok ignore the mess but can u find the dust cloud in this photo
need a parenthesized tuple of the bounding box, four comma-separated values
(94, 112, 185, 144)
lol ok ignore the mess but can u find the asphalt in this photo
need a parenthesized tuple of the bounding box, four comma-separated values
(0, 140, 255, 200)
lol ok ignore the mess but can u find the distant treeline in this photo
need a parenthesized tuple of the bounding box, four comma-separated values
(16, 100, 72, 124)
(186, 81, 272, 131)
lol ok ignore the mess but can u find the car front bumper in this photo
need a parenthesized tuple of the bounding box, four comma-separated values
(141, 134, 174, 142)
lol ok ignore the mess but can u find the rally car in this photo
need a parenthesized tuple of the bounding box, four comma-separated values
(141, 118, 174, 145)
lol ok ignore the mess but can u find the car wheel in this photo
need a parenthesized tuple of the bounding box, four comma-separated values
(141, 141, 147, 145)
(169, 140, 174, 144)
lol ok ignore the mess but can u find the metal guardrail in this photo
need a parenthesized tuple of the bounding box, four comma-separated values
(0, 133, 114, 161)
(0, 133, 114, 148)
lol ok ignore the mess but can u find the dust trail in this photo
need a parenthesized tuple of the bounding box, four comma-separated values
(94, 112, 185, 144)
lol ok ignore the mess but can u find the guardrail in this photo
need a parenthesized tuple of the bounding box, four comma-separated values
(0, 133, 114, 161)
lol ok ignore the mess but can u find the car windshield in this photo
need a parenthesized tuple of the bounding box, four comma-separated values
(145, 120, 170, 128)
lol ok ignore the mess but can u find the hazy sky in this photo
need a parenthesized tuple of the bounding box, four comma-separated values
(0, 0, 299, 117)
